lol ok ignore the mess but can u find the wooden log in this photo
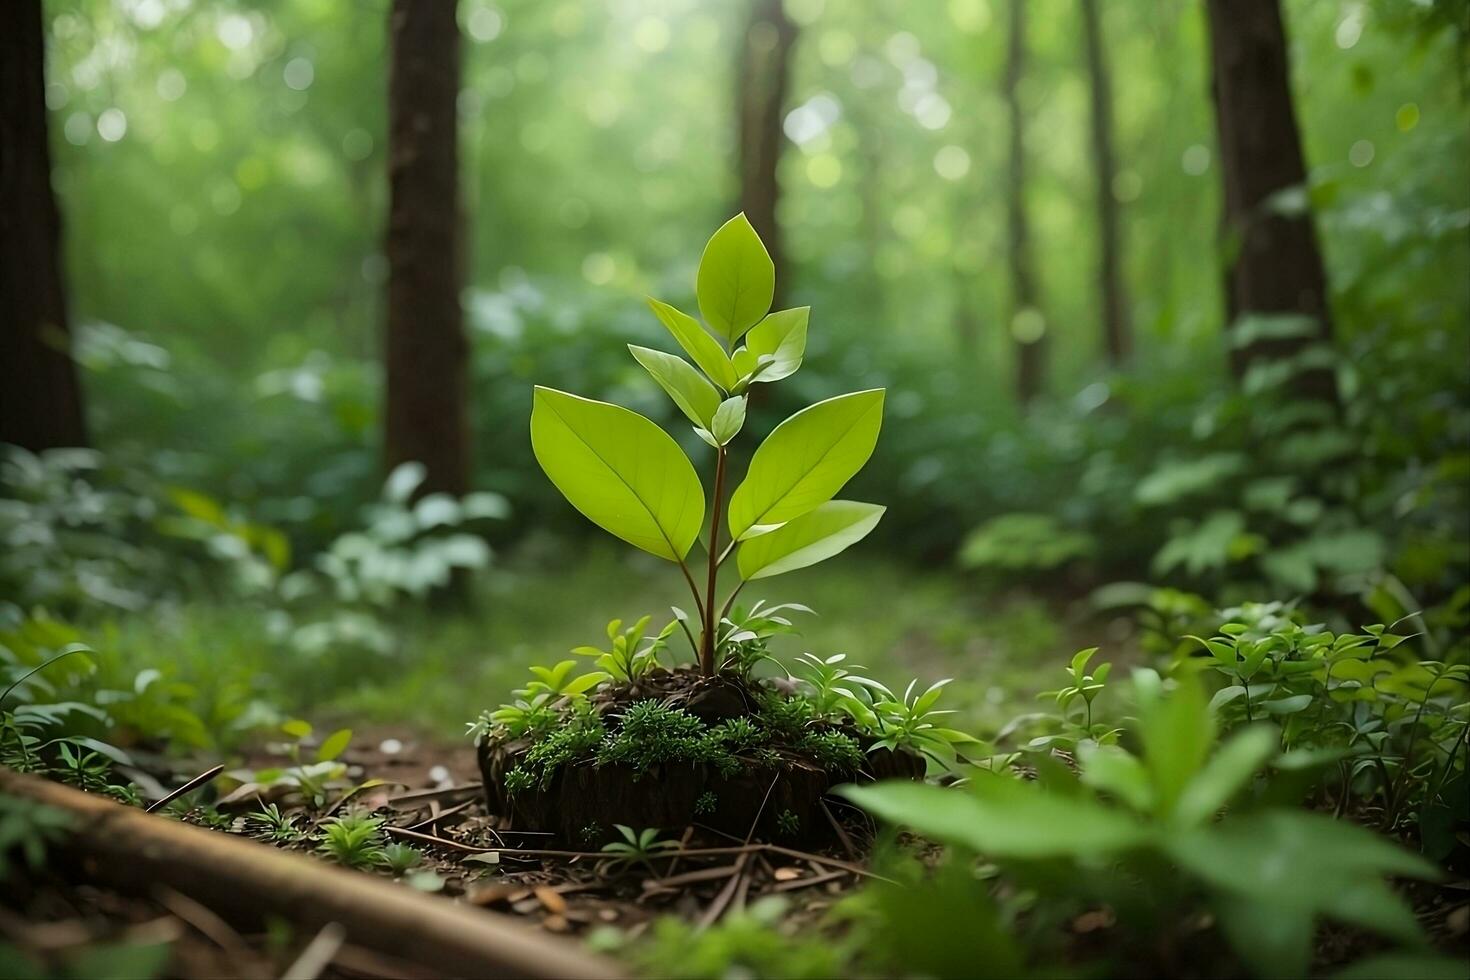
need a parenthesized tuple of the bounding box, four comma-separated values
(0, 768, 620, 979)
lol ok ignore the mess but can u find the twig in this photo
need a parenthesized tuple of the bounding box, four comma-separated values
(771, 869, 848, 893)
(145, 764, 225, 813)
(697, 853, 749, 931)
(281, 922, 347, 980)
(820, 800, 858, 862)
(153, 886, 259, 972)
(385, 783, 482, 806)
(406, 798, 474, 832)
(641, 864, 746, 891)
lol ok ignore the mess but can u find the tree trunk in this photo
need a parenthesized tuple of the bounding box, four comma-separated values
(737, 0, 797, 306)
(385, 0, 469, 497)
(1204, 0, 1336, 401)
(1080, 0, 1131, 366)
(1003, 0, 1043, 403)
(0, 0, 88, 451)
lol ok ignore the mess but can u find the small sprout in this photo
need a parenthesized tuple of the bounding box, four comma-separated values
(694, 791, 718, 816)
(600, 825, 681, 873)
(316, 813, 386, 870)
(378, 842, 423, 876)
(246, 803, 305, 843)
(775, 809, 800, 838)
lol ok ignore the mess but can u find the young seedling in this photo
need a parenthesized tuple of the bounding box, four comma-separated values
(600, 824, 681, 873)
(530, 215, 887, 677)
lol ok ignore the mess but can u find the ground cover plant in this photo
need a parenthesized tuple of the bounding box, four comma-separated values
(474, 216, 984, 842)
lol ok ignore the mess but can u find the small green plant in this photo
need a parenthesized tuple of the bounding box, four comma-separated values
(847, 679, 986, 767)
(572, 616, 675, 683)
(844, 674, 1445, 979)
(1030, 647, 1121, 749)
(530, 215, 887, 677)
(245, 803, 305, 843)
(315, 812, 386, 869)
(600, 824, 681, 873)
(715, 601, 810, 677)
(791, 652, 885, 719)
(377, 842, 423, 876)
(693, 791, 718, 816)
(227, 720, 353, 806)
(775, 808, 800, 838)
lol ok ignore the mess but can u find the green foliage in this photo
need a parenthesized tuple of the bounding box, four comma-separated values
(843, 674, 1443, 978)
(244, 803, 305, 844)
(794, 729, 864, 774)
(315, 812, 386, 870)
(224, 720, 354, 807)
(957, 513, 1096, 574)
(596, 701, 721, 774)
(377, 842, 423, 877)
(1179, 613, 1469, 844)
(571, 615, 674, 683)
(716, 600, 811, 677)
(529, 218, 885, 676)
(608, 896, 848, 980)
(600, 824, 680, 873)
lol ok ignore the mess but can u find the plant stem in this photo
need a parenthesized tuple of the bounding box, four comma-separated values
(675, 558, 705, 624)
(700, 447, 728, 676)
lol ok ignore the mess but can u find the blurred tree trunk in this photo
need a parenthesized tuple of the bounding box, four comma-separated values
(1204, 0, 1336, 401)
(0, 0, 88, 451)
(737, 0, 797, 306)
(385, 0, 469, 497)
(1003, 0, 1043, 404)
(1080, 0, 1131, 366)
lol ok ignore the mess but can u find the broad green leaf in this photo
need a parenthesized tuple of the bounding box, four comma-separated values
(531, 387, 705, 561)
(737, 500, 885, 580)
(1078, 744, 1154, 813)
(696, 213, 774, 344)
(317, 728, 352, 762)
(628, 345, 721, 427)
(711, 396, 746, 444)
(728, 389, 885, 540)
(1167, 810, 1436, 944)
(1135, 677, 1215, 818)
(1173, 725, 1276, 827)
(647, 298, 737, 389)
(743, 307, 809, 382)
(840, 774, 1147, 859)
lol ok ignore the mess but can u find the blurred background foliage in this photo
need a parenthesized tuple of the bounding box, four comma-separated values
(5, 0, 1468, 733)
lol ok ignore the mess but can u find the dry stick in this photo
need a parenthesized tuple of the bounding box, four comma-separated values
(1, 768, 620, 980)
(153, 886, 262, 975)
(771, 869, 848, 894)
(820, 800, 859, 863)
(385, 782, 482, 806)
(281, 922, 347, 980)
(145, 764, 225, 813)
(641, 863, 747, 892)
(405, 798, 474, 832)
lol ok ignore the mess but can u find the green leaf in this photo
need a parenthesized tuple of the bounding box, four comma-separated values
(710, 396, 746, 445)
(647, 298, 737, 389)
(317, 728, 352, 762)
(840, 774, 1147, 859)
(696, 213, 774, 344)
(1173, 726, 1276, 827)
(1334, 954, 1470, 980)
(628, 345, 721, 428)
(531, 386, 705, 561)
(728, 389, 885, 540)
(1078, 744, 1154, 813)
(743, 307, 809, 382)
(737, 501, 885, 580)
(1135, 677, 1215, 819)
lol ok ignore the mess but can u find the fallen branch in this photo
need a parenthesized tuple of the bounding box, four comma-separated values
(1, 768, 620, 979)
